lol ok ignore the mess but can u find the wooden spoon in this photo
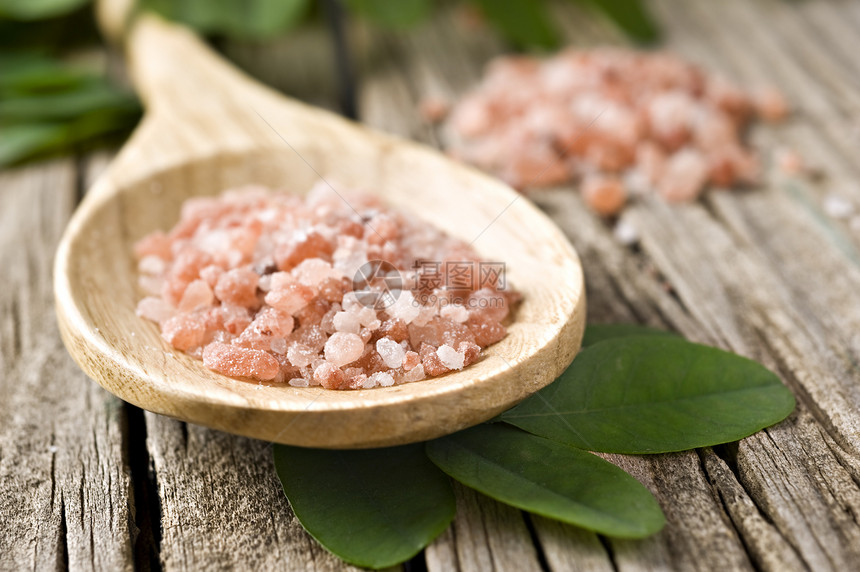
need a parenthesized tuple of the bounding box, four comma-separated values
(53, 10, 585, 448)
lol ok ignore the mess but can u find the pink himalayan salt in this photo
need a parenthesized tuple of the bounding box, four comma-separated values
(419, 96, 451, 124)
(137, 296, 176, 324)
(179, 279, 214, 312)
(754, 87, 790, 123)
(443, 47, 789, 214)
(135, 185, 518, 389)
(203, 343, 280, 381)
(324, 332, 365, 367)
(776, 148, 804, 176)
(214, 268, 259, 308)
(658, 149, 709, 202)
(581, 175, 627, 217)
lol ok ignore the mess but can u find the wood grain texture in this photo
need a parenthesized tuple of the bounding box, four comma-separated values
(356, 0, 860, 570)
(0, 160, 135, 571)
(53, 13, 586, 449)
(5, 0, 860, 569)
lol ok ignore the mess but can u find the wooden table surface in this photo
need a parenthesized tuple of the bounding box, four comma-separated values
(3, 0, 860, 569)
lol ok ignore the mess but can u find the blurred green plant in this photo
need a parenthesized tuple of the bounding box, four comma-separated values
(0, 52, 141, 167)
(0, 0, 657, 168)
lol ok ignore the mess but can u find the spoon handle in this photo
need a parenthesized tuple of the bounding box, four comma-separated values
(89, 3, 317, 188)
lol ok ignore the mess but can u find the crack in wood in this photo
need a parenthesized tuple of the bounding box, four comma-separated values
(127, 405, 162, 572)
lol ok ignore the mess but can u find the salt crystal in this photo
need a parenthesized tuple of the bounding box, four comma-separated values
(823, 195, 854, 220)
(287, 343, 316, 368)
(388, 291, 421, 324)
(178, 279, 214, 312)
(136, 297, 175, 324)
(369, 371, 395, 387)
(323, 332, 365, 367)
(581, 175, 627, 217)
(270, 338, 288, 355)
(293, 258, 341, 286)
(138, 255, 166, 275)
(202, 342, 279, 381)
(440, 304, 469, 323)
(376, 337, 406, 369)
(614, 220, 639, 245)
(134, 184, 518, 389)
(333, 311, 361, 334)
(400, 363, 425, 383)
(436, 344, 465, 370)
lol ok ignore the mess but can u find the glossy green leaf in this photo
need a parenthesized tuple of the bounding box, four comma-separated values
(577, 0, 659, 43)
(273, 443, 455, 569)
(142, 0, 311, 40)
(501, 336, 796, 454)
(0, 0, 88, 20)
(427, 424, 664, 538)
(345, 0, 431, 28)
(471, 0, 559, 49)
(582, 323, 678, 347)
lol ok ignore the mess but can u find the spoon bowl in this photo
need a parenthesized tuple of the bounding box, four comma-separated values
(54, 14, 585, 448)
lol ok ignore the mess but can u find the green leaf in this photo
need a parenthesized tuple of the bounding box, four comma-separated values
(0, 0, 88, 20)
(576, 0, 659, 43)
(141, 0, 311, 40)
(345, 0, 431, 28)
(427, 424, 665, 538)
(0, 53, 92, 95)
(0, 123, 66, 166)
(471, 0, 559, 49)
(501, 336, 796, 454)
(273, 443, 455, 569)
(0, 83, 138, 123)
(582, 323, 678, 347)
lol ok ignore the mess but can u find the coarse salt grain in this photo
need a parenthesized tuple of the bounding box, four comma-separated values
(324, 332, 365, 367)
(376, 337, 406, 369)
(135, 185, 518, 389)
(436, 344, 465, 370)
(443, 48, 789, 215)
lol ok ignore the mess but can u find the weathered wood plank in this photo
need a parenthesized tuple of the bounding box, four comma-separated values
(424, 484, 542, 572)
(146, 415, 361, 571)
(355, 6, 763, 572)
(0, 160, 135, 571)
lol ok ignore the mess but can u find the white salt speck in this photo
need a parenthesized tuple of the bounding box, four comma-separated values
(388, 291, 421, 324)
(138, 255, 165, 275)
(823, 195, 854, 219)
(437, 344, 465, 370)
(376, 337, 406, 368)
(614, 220, 639, 245)
(48, 445, 58, 454)
(289, 378, 309, 387)
(370, 371, 396, 387)
(362, 376, 377, 389)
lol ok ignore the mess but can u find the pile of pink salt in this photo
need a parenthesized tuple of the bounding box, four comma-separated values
(134, 183, 519, 389)
(444, 47, 790, 216)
